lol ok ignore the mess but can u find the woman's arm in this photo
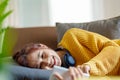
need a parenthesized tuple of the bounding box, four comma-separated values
(85, 46, 120, 75)
(59, 28, 120, 76)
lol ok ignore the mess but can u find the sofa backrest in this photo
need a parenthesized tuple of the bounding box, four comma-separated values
(2, 26, 57, 57)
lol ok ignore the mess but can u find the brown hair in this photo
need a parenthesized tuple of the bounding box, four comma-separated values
(13, 43, 48, 67)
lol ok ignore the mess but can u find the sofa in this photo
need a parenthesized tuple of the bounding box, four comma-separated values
(1, 27, 58, 80)
(1, 16, 120, 80)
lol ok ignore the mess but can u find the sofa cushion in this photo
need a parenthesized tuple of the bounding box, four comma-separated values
(56, 16, 120, 42)
(7, 64, 52, 80)
(1, 57, 52, 80)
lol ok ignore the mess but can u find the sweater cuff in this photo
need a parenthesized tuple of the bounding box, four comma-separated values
(84, 60, 99, 75)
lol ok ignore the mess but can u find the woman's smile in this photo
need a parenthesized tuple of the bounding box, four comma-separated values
(50, 56, 56, 67)
(53, 56, 56, 66)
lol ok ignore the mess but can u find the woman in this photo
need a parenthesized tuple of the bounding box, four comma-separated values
(13, 28, 120, 80)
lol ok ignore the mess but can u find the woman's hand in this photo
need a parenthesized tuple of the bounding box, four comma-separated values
(54, 64, 90, 80)
(77, 64, 90, 75)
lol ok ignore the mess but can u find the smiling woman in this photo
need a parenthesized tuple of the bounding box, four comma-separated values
(13, 43, 62, 69)
(27, 47, 62, 69)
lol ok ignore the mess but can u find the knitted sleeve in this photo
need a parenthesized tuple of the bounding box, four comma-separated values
(85, 46, 120, 75)
(58, 28, 120, 75)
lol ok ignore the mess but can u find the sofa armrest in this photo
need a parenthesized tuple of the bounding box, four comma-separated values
(2, 26, 57, 57)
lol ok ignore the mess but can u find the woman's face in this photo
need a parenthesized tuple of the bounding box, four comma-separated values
(27, 48, 62, 69)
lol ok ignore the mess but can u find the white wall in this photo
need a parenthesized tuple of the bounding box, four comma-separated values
(18, 0, 93, 27)
(17, 0, 120, 27)
(49, 0, 93, 25)
(91, 0, 120, 20)
(18, 0, 50, 27)
(103, 0, 120, 18)
(91, 0, 104, 20)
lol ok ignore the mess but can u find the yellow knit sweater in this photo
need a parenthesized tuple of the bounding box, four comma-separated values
(58, 28, 120, 76)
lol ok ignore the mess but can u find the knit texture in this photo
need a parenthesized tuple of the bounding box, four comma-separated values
(58, 28, 120, 76)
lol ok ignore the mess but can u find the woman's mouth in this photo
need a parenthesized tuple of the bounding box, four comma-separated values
(50, 56, 56, 68)
(53, 56, 56, 65)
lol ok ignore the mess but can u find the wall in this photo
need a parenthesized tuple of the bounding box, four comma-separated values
(103, 0, 120, 18)
(17, 0, 120, 27)
(18, 0, 50, 27)
(91, 0, 120, 20)
(91, 0, 104, 20)
(18, 0, 93, 27)
(49, 0, 93, 25)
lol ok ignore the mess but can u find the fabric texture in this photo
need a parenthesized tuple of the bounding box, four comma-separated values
(58, 28, 120, 75)
(6, 64, 52, 80)
(56, 16, 120, 42)
(2, 57, 52, 80)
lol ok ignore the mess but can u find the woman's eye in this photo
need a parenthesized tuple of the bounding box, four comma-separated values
(41, 54, 44, 58)
(39, 64, 42, 69)
(42, 52, 46, 58)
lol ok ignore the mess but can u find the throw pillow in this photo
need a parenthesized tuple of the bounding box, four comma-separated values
(56, 16, 120, 42)
(7, 64, 52, 80)
(2, 57, 52, 80)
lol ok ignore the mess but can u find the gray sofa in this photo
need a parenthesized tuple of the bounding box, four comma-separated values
(1, 16, 120, 80)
